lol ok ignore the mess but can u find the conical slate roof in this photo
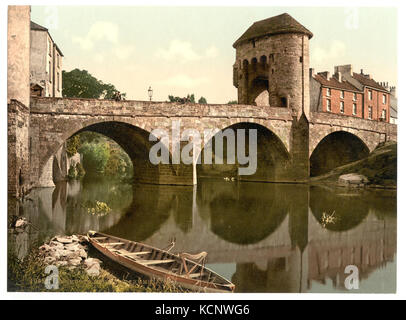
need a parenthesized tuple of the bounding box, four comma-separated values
(233, 13, 313, 48)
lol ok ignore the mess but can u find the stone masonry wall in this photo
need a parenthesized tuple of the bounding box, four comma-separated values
(8, 100, 31, 197)
(23, 97, 396, 192)
(234, 33, 310, 119)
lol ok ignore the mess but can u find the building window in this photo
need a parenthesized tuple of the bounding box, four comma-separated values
(48, 39, 52, 56)
(382, 109, 387, 120)
(353, 93, 357, 101)
(326, 88, 331, 97)
(368, 106, 373, 119)
(326, 99, 331, 112)
(368, 90, 372, 100)
(57, 72, 60, 91)
(352, 103, 357, 115)
(340, 101, 344, 113)
(340, 90, 344, 99)
(49, 61, 52, 82)
(383, 94, 387, 104)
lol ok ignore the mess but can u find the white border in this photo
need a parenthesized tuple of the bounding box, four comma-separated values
(1, 0, 404, 300)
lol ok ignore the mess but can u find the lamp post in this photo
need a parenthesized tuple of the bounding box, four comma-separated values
(148, 86, 153, 101)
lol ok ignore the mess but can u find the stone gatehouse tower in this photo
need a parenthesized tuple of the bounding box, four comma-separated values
(233, 13, 312, 119)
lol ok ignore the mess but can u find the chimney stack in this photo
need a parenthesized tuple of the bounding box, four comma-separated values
(318, 71, 330, 79)
(337, 71, 342, 82)
(390, 86, 396, 97)
(334, 65, 353, 76)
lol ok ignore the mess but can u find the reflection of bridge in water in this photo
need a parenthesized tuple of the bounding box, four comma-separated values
(14, 180, 396, 292)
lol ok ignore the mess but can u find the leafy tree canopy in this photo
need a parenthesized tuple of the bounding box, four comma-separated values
(168, 93, 197, 103)
(198, 97, 208, 104)
(62, 69, 126, 99)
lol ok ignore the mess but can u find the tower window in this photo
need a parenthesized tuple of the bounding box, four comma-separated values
(281, 97, 287, 107)
(252, 40, 256, 48)
(340, 101, 344, 113)
(299, 56, 303, 63)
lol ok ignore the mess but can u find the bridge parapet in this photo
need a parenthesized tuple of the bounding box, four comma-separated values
(30, 97, 293, 122)
(310, 112, 397, 135)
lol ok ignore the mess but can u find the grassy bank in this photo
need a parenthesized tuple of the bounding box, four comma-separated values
(8, 246, 186, 293)
(311, 142, 397, 188)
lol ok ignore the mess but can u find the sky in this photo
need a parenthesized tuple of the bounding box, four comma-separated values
(31, 6, 397, 103)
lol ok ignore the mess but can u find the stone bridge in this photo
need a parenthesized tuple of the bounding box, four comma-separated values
(20, 96, 396, 191)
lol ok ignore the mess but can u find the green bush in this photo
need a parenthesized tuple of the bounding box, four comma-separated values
(66, 135, 80, 158)
(76, 162, 86, 178)
(67, 164, 77, 180)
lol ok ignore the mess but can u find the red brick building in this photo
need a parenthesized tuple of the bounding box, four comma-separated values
(310, 65, 390, 122)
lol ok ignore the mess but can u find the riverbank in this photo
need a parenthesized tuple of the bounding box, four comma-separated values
(8, 235, 186, 292)
(310, 142, 397, 189)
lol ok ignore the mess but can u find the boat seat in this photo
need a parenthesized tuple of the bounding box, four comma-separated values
(139, 259, 175, 266)
(111, 249, 151, 258)
(103, 242, 125, 246)
(92, 237, 108, 241)
(187, 273, 202, 279)
(124, 251, 151, 256)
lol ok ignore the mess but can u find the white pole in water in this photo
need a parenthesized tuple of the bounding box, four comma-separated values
(192, 159, 197, 185)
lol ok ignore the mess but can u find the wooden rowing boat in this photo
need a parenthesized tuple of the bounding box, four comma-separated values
(87, 231, 235, 293)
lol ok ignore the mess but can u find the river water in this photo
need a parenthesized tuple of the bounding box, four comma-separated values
(9, 177, 396, 293)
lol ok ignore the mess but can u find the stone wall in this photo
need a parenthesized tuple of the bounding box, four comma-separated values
(8, 100, 31, 197)
(7, 6, 31, 198)
(7, 6, 30, 107)
(30, 30, 48, 93)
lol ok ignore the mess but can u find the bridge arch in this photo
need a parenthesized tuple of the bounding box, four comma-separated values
(196, 122, 291, 182)
(310, 130, 370, 177)
(37, 118, 188, 186)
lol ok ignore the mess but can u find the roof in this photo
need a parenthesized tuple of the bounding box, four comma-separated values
(352, 73, 389, 92)
(30, 21, 64, 57)
(30, 21, 48, 31)
(313, 74, 361, 92)
(233, 13, 313, 48)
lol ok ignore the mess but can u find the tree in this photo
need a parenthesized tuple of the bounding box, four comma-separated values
(62, 69, 126, 99)
(227, 100, 238, 105)
(78, 142, 110, 175)
(66, 135, 80, 157)
(168, 93, 196, 103)
(198, 97, 207, 104)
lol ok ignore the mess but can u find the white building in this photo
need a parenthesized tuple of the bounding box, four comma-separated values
(30, 21, 63, 97)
